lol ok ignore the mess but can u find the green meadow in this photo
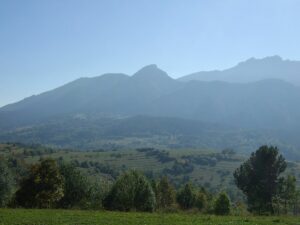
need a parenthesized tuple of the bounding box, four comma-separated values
(0, 209, 299, 225)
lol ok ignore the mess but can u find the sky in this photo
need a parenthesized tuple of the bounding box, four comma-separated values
(1, 0, 300, 107)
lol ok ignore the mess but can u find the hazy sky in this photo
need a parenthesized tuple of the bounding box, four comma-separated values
(1, 0, 300, 107)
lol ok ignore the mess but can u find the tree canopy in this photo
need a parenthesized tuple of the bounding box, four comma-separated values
(15, 158, 64, 208)
(104, 170, 156, 212)
(233, 145, 287, 214)
(156, 176, 176, 209)
(0, 158, 14, 207)
(214, 192, 230, 215)
(176, 183, 196, 209)
(58, 162, 90, 208)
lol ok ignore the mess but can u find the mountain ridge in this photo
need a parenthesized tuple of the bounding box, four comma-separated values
(1, 57, 300, 157)
(179, 56, 300, 85)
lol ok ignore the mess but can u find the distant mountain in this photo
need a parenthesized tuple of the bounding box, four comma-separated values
(179, 56, 300, 85)
(1, 57, 300, 157)
(0, 65, 182, 129)
(149, 79, 300, 130)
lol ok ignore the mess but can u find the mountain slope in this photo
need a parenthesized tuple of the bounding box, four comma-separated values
(179, 56, 300, 85)
(149, 79, 300, 129)
(0, 65, 182, 129)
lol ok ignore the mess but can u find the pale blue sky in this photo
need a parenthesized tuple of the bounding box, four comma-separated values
(1, 0, 300, 107)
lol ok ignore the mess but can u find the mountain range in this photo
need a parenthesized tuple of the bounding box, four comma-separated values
(1, 56, 300, 158)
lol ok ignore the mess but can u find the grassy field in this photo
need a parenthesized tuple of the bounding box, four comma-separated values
(0, 209, 299, 225)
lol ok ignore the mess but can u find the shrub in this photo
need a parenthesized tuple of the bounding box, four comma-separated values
(214, 192, 230, 215)
(103, 170, 156, 212)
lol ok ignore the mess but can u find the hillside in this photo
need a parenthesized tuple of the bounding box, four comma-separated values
(0, 115, 299, 159)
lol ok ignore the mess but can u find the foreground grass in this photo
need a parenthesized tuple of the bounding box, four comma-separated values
(0, 209, 299, 225)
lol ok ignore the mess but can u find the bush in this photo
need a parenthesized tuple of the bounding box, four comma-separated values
(214, 192, 230, 215)
(103, 170, 156, 212)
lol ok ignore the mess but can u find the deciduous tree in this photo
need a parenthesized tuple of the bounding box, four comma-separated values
(15, 158, 64, 208)
(104, 170, 156, 212)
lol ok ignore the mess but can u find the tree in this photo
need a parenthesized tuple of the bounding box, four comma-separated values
(156, 176, 176, 208)
(233, 145, 287, 214)
(15, 158, 64, 208)
(214, 192, 230, 215)
(277, 175, 297, 214)
(58, 162, 90, 208)
(176, 183, 196, 209)
(195, 190, 207, 211)
(0, 158, 14, 207)
(103, 170, 156, 212)
(87, 181, 108, 210)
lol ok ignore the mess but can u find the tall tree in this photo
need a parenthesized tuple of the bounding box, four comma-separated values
(58, 162, 90, 208)
(233, 145, 287, 214)
(15, 158, 64, 208)
(176, 183, 196, 209)
(156, 176, 176, 208)
(0, 158, 14, 207)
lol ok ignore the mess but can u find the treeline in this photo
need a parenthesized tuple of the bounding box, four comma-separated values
(0, 145, 300, 215)
(0, 156, 230, 214)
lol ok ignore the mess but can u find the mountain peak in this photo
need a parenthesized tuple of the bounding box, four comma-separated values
(139, 64, 159, 70)
(132, 64, 172, 80)
(263, 55, 283, 61)
(239, 55, 283, 66)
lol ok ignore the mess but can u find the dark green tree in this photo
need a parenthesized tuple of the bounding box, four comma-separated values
(15, 158, 64, 208)
(104, 170, 156, 212)
(156, 176, 176, 208)
(233, 145, 287, 214)
(214, 192, 230, 215)
(58, 162, 90, 208)
(176, 183, 196, 209)
(0, 158, 14, 207)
